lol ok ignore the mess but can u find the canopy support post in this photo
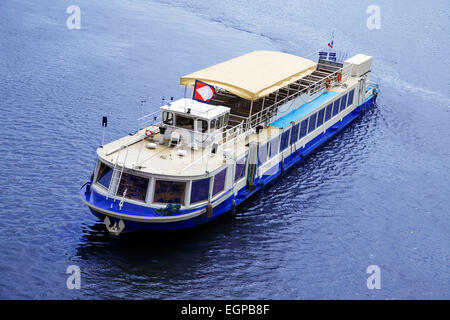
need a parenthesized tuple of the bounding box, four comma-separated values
(248, 100, 254, 130)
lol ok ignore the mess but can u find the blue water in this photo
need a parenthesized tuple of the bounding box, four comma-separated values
(0, 0, 449, 299)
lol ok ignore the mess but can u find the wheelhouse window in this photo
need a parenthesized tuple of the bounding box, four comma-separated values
(299, 119, 308, 139)
(223, 113, 229, 127)
(269, 136, 280, 159)
(317, 108, 325, 127)
(325, 103, 333, 122)
(163, 111, 174, 125)
(340, 94, 348, 112)
(154, 180, 186, 205)
(212, 168, 227, 196)
(280, 130, 290, 152)
(216, 116, 223, 129)
(117, 172, 149, 202)
(290, 123, 299, 145)
(190, 178, 210, 203)
(258, 142, 268, 165)
(332, 99, 340, 117)
(96, 162, 113, 189)
(308, 113, 317, 133)
(234, 157, 246, 182)
(176, 115, 194, 130)
(347, 89, 355, 106)
(197, 119, 208, 133)
(210, 119, 216, 130)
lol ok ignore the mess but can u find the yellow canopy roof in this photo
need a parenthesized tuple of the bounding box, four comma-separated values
(180, 50, 317, 101)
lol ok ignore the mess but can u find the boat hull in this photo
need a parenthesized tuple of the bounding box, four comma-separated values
(80, 93, 377, 233)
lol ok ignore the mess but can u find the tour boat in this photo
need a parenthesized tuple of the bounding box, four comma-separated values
(80, 50, 379, 235)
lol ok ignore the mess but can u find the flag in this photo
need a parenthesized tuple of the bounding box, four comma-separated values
(193, 80, 215, 102)
(328, 40, 333, 48)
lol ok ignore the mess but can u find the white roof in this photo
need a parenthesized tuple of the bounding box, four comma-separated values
(344, 54, 372, 65)
(160, 98, 229, 120)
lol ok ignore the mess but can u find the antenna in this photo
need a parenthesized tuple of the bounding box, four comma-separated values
(138, 98, 146, 132)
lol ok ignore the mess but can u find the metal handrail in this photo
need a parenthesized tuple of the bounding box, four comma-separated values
(243, 63, 352, 131)
(179, 63, 354, 172)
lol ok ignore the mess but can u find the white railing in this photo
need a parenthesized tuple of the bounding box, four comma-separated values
(137, 109, 160, 130)
(243, 63, 352, 131)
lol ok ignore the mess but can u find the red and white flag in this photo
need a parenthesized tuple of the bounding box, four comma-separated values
(193, 80, 215, 102)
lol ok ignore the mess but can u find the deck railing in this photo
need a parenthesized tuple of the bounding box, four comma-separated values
(241, 63, 353, 132)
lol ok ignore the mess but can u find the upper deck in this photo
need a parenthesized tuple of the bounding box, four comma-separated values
(97, 51, 371, 179)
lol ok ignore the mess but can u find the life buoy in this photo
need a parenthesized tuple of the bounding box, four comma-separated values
(326, 78, 331, 89)
(337, 71, 343, 82)
(145, 129, 153, 137)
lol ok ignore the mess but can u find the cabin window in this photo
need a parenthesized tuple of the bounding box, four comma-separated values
(340, 94, 348, 112)
(154, 180, 186, 205)
(299, 119, 308, 139)
(197, 119, 208, 133)
(163, 111, 174, 125)
(290, 123, 299, 145)
(308, 113, 317, 133)
(96, 162, 113, 189)
(213, 168, 227, 196)
(348, 89, 355, 106)
(216, 116, 223, 129)
(190, 178, 210, 203)
(210, 119, 216, 130)
(258, 142, 269, 165)
(223, 113, 229, 127)
(176, 115, 194, 130)
(280, 130, 290, 152)
(269, 136, 280, 158)
(117, 172, 149, 202)
(317, 108, 325, 127)
(332, 99, 340, 117)
(234, 157, 246, 182)
(325, 103, 333, 122)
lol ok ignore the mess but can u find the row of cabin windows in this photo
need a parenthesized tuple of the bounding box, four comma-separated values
(162, 111, 229, 133)
(95, 157, 246, 205)
(258, 89, 355, 164)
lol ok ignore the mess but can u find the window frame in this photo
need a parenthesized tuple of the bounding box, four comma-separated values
(290, 123, 299, 145)
(317, 107, 325, 127)
(340, 93, 348, 112)
(162, 111, 174, 125)
(307, 112, 317, 134)
(96, 161, 113, 190)
(332, 99, 340, 117)
(175, 114, 195, 130)
(153, 179, 187, 205)
(299, 119, 308, 139)
(212, 168, 227, 197)
(325, 103, 333, 122)
(117, 172, 150, 203)
(190, 177, 211, 204)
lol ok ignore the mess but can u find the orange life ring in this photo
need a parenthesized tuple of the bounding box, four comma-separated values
(145, 129, 153, 137)
(326, 78, 331, 89)
(337, 71, 343, 82)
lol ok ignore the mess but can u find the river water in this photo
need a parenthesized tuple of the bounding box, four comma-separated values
(0, 0, 449, 299)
